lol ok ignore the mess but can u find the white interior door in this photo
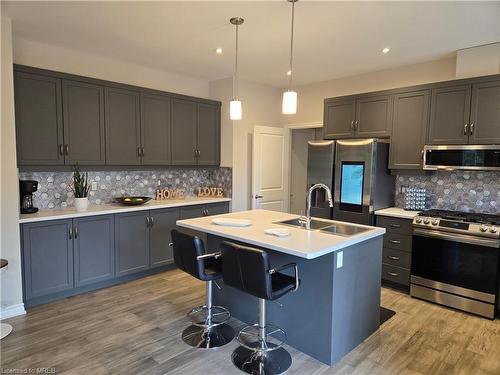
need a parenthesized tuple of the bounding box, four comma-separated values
(252, 125, 290, 212)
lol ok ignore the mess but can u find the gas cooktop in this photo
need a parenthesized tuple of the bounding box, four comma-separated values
(417, 209, 500, 226)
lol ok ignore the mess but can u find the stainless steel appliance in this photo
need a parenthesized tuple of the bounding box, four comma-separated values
(305, 140, 335, 219)
(423, 144, 500, 171)
(411, 209, 500, 319)
(19, 180, 38, 214)
(333, 139, 395, 225)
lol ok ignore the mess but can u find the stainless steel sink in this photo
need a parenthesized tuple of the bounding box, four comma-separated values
(320, 223, 370, 237)
(277, 218, 333, 230)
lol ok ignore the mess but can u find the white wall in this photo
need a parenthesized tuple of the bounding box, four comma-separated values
(13, 37, 209, 98)
(286, 56, 458, 125)
(1, 16, 25, 319)
(456, 43, 500, 79)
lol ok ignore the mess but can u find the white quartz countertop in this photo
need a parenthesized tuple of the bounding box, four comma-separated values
(176, 209, 385, 259)
(19, 197, 231, 224)
(374, 207, 420, 220)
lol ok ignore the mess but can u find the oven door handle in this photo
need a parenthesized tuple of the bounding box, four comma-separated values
(413, 228, 500, 248)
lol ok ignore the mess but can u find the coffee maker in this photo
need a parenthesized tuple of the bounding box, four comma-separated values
(19, 180, 39, 214)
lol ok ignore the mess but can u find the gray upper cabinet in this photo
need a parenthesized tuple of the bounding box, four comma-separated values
(323, 99, 356, 139)
(105, 87, 141, 165)
(197, 103, 220, 165)
(171, 98, 198, 165)
(469, 80, 500, 145)
(141, 93, 171, 165)
(115, 211, 150, 276)
(355, 95, 393, 138)
(150, 208, 178, 268)
(427, 85, 471, 145)
(14, 72, 64, 165)
(389, 90, 430, 169)
(74, 215, 115, 287)
(22, 220, 74, 299)
(62, 80, 105, 165)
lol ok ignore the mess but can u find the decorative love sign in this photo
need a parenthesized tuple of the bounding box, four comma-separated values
(197, 187, 224, 198)
(155, 188, 185, 200)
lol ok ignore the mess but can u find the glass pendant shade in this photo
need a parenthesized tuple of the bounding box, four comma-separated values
(282, 90, 297, 115)
(230, 99, 242, 120)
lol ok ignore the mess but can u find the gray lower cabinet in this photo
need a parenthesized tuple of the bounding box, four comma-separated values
(14, 72, 64, 165)
(470, 80, 500, 144)
(22, 220, 74, 299)
(150, 208, 178, 268)
(115, 211, 150, 276)
(141, 93, 171, 165)
(62, 80, 105, 165)
(74, 215, 114, 287)
(389, 90, 430, 169)
(105, 87, 141, 165)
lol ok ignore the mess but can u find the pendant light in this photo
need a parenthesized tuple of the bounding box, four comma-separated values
(282, 0, 298, 115)
(230, 17, 244, 120)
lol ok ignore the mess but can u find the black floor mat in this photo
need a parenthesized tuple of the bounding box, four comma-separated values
(380, 306, 396, 325)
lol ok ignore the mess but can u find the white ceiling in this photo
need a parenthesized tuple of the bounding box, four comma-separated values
(2, 1, 500, 88)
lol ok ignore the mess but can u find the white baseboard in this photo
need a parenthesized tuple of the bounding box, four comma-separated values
(0, 303, 26, 320)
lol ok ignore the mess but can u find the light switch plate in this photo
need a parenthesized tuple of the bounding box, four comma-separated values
(337, 251, 343, 269)
(91, 182, 98, 191)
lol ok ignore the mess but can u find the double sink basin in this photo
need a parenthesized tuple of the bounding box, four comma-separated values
(276, 218, 370, 237)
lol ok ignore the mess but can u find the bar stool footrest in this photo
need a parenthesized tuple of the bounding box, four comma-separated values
(187, 305, 230, 328)
(236, 323, 287, 352)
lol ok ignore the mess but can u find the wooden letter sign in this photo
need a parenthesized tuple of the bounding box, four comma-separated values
(197, 187, 224, 198)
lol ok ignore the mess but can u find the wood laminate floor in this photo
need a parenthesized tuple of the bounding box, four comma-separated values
(1, 269, 500, 375)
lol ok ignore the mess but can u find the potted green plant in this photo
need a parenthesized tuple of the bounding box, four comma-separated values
(71, 165, 91, 211)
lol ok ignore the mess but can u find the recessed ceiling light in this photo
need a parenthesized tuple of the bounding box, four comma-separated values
(215, 48, 223, 54)
(382, 47, 390, 54)
(286, 70, 292, 76)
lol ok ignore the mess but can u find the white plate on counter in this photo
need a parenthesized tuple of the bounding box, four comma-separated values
(264, 228, 291, 237)
(212, 218, 252, 227)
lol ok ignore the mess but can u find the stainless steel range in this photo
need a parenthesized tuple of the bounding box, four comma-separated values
(411, 209, 500, 319)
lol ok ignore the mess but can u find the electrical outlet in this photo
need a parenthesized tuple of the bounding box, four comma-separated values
(337, 251, 343, 269)
(91, 182, 98, 191)
(401, 185, 407, 194)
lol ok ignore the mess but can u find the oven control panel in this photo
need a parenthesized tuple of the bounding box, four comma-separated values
(413, 217, 500, 239)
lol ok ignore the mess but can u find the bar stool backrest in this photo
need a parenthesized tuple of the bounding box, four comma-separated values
(171, 229, 207, 280)
(220, 241, 272, 300)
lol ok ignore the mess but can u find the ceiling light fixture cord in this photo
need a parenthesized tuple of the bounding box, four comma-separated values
(234, 22, 239, 98)
(288, 0, 295, 89)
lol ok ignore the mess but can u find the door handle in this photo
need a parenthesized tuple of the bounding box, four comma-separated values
(469, 123, 474, 135)
(464, 123, 468, 135)
(254, 194, 263, 199)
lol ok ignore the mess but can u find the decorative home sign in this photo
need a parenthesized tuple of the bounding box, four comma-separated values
(197, 187, 225, 198)
(155, 188, 185, 200)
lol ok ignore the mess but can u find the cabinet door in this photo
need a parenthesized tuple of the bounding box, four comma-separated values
(323, 99, 356, 139)
(62, 80, 105, 165)
(115, 212, 150, 276)
(204, 202, 230, 216)
(14, 72, 64, 165)
(427, 85, 471, 145)
(74, 215, 114, 287)
(22, 220, 73, 299)
(141, 94, 171, 165)
(197, 103, 220, 166)
(469, 80, 500, 145)
(171, 99, 197, 165)
(150, 208, 178, 268)
(356, 95, 393, 138)
(105, 87, 141, 165)
(389, 90, 430, 169)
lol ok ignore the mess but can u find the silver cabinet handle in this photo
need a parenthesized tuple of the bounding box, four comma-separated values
(389, 224, 401, 228)
(141, 147, 145, 157)
(350, 120, 355, 130)
(464, 123, 468, 135)
(145, 216, 150, 227)
(469, 123, 474, 135)
(64, 144, 69, 156)
(169, 242, 173, 247)
(138, 147, 142, 157)
(150, 216, 154, 227)
(389, 240, 401, 244)
(205, 209, 210, 216)
(254, 194, 263, 199)
(69, 226, 73, 240)
(74, 226, 78, 239)
(387, 255, 400, 260)
(387, 272, 398, 277)
(59, 144, 64, 156)
(421, 150, 424, 160)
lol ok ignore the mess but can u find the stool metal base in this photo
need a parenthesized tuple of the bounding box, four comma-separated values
(182, 323, 235, 349)
(232, 343, 292, 375)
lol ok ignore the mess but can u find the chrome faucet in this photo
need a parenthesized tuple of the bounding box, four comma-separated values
(305, 183, 333, 230)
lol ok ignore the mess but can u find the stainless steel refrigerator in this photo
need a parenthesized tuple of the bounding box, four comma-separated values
(306, 138, 395, 225)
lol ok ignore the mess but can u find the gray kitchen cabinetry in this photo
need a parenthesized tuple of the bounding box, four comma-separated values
(469, 80, 500, 144)
(141, 93, 172, 165)
(105, 87, 141, 165)
(323, 94, 392, 139)
(115, 211, 150, 276)
(62, 80, 105, 165)
(14, 72, 64, 165)
(74, 215, 114, 287)
(389, 90, 430, 169)
(22, 220, 74, 299)
(197, 103, 221, 165)
(149, 208, 178, 268)
(376, 216, 413, 287)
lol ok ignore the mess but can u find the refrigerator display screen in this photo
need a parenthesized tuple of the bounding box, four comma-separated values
(339, 162, 364, 212)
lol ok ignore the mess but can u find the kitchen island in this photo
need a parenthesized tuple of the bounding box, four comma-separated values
(177, 209, 385, 366)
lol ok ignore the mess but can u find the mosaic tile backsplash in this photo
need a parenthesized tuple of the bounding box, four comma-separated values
(396, 171, 500, 214)
(19, 168, 232, 209)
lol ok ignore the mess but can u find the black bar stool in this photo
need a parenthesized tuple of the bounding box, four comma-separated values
(170, 230, 235, 348)
(220, 241, 299, 375)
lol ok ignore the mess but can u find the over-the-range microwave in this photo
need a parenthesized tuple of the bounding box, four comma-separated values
(423, 145, 500, 171)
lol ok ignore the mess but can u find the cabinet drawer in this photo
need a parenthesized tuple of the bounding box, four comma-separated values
(383, 247, 411, 269)
(377, 216, 412, 234)
(383, 233, 412, 252)
(382, 264, 410, 286)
